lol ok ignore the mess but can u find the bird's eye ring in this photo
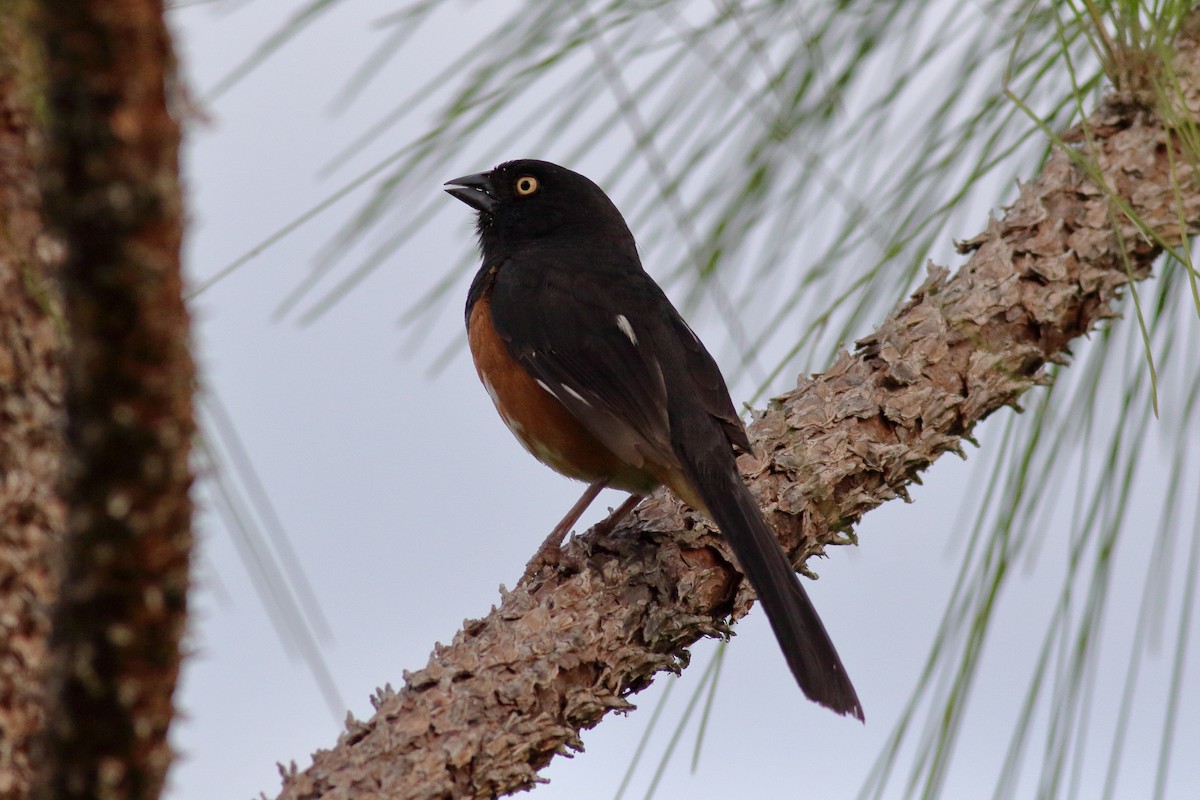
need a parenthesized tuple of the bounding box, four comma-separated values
(515, 176, 539, 196)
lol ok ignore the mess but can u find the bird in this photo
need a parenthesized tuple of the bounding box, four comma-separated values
(444, 159, 863, 719)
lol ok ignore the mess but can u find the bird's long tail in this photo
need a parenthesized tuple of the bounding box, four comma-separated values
(673, 422, 864, 719)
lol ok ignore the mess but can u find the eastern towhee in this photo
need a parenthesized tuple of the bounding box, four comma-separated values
(445, 160, 862, 719)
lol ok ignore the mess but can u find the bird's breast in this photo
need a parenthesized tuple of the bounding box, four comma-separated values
(467, 293, 657, 494)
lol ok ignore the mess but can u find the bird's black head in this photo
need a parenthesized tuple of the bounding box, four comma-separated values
(444, 160, 634, 257)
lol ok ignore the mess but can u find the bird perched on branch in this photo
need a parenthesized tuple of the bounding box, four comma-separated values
(445, 159, 862, 719)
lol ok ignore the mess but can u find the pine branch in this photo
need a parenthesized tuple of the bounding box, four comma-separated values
(278, 16, 1200, 800)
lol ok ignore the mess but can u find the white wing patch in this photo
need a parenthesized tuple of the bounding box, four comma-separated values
(616, 314, 638, 346)
(560, 384, 591, 406)
(535, 376, 592, 408)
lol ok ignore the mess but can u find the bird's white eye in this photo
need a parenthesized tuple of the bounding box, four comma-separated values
(515, 176, 539, 196)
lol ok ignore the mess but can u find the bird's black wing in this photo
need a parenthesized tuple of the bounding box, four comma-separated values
(663, 312, 753, 454)
(487, 248, 680, 473)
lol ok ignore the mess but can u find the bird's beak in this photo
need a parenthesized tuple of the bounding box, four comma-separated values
(443, 171, 497, 213)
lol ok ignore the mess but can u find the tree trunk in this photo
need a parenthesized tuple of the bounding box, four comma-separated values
(18, 2, 191, 799)
(277, 17, 1200, 800)
(0, 5, 66, 797)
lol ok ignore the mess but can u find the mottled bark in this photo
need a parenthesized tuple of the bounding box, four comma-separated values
(278, 18, 1200, 800)
(31, 2, 192, 799)
(0, 7, 66, 798)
